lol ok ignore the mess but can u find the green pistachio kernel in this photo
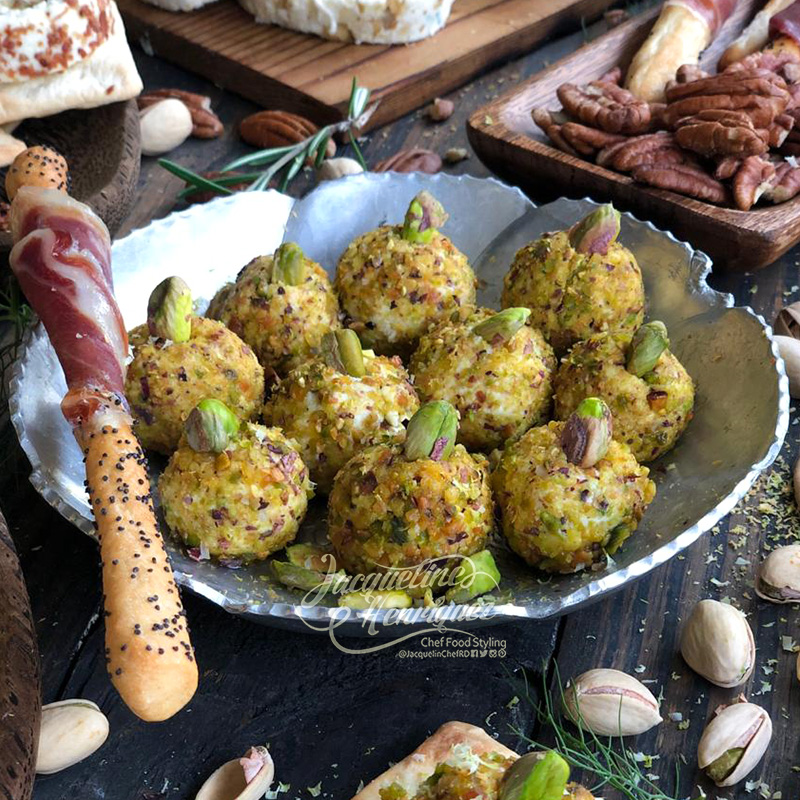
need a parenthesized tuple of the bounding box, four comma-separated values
(404, 401, 459, 462)
(705, 747, 745, 783)
(445, 550, 501, 604)
(185, 398, 240, 453)
(401, 191, 449, 244)
(499, 750, 570, 800)
(321, 329, 366, 377)
(147, 276, 192, 342)
(568, 203, 621, 256)
(338, 590, 413, 609)
(627, 321, 670, 377)
(560, 397, 613, 468)
(473, 307, 531, 345)
(272, 242, 306, 285)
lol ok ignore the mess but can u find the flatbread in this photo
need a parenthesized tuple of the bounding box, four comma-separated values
(236, 0, 455, 44)
(352, 721, 519, 800)
(0, 1, 142, 125)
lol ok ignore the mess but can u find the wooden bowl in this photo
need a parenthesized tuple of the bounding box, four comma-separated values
(1, 99, 141, 251)
(0, 507, 40, 800)
(466, 0, 799, 271)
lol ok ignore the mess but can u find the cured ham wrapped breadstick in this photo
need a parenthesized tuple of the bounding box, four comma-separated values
(626, 0, 738, 102)
(719, 0, 795, 67)
(10, 185, 198, 722)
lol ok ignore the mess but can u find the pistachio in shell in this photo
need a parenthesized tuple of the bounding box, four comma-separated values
(697, 698, 772, 787)
(147, 276, 193, 342)
(560, 397, 613, 468)
(773, 335, 800, 398)
(185, 398, 240, 453)
(626, 321, 669, 377)
(472, 307, 531, 345)
(679, 599, 755, 688)
(567, 203, 621, 255)
(401, 191, 448, 244)
(196, 745, 274, 800)
(271, 242, 306, 285)
(320, 329, 366, 377)
(755, 544, 800, 603)
(36, 699, 109, 774)
(404, 400, 459, 462)
(563, 668, 662, 736)
(774, 300, 800, 339)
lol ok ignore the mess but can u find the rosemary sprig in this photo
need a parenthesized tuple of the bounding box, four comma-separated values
(510, 665, 683, 800)
(159, 78, 377, 200)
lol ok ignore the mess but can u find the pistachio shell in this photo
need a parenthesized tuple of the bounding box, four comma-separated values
(563, 668, 662, 736)
(680, 599, 755, 687)
(773, 335, 800, 398)
(697, 700, 772, 787)
(36, 699, 109, 774)
(755, 544, 800, 603)
(196, 746, 274, 800)
(774, 301, 800, 339)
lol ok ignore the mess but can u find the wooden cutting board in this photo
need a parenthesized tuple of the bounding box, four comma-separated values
(119, 0, 616, 129)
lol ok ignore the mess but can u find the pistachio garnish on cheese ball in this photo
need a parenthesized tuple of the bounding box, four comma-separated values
(147, 275, 193, 342)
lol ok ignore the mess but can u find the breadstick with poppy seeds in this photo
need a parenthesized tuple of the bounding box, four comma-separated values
(10, 182, 198, 721)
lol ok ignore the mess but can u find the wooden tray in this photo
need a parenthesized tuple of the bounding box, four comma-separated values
(0, 508, 40, 800)
(466, 0, 796, 271)
(1, 100, 141, 253)
(118, 0, 617, 130)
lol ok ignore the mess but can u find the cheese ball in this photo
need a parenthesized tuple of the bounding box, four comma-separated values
(159, 415, 312, 563)
(328, 402, 494, 575)
(501, 204, 645, 354)
(410, 307, 556, 451)
(126, 279, 264, 455)
(493, 417, 655, 573)
(554, 324, 695, 462)
(335, 191, 477, 356)
(208, 242, 341, 376)
(263, 330, 420, 493)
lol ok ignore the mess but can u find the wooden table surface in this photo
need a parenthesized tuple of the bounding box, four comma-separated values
(5, 12, 800, 800)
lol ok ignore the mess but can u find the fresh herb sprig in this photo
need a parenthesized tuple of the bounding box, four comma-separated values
(511, 665, 682, 800)
(159, 78, 377, 200)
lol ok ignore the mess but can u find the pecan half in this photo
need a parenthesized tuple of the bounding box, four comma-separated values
(714, 156, 742, 180)
(139, 89, 223, 139)
(532, 108, 578, 156)
(768, 112, 795, 147)
(557, 81, 652, 134)
(374, 148, 442, 174)
(560, 122, 627, 156)
(674, 110, 769, 158)
(664, 94, 783, 129)
(239, 110, 336, 159)
(597, 131, 694, 172)
(598, 66, 623, 84)
(763, 161, 800, 203)
(732, 155, 777, 210)
(633, 163, 729, 204)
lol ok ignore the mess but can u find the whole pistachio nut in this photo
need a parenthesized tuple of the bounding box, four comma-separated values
(567, 203, 621, 255)
(499, 750, 570, 800)
(680, 599, 755, 687)
(401, 191, 449, 244)
(185, 398, 240, 453)
(271, 242, 306, 285)
(774, 300, 800, 338)
(560, 397, 613, 468)
(147, 276, 192, 342)
(36, 699, 109, 775)
(321, 329, 366, 377)
(626, 321, 670, 377)
(697, 699, 772, 787)
(755, 544, 800, 603)
(774, 335, 800, 398)
(404, 400, 459, 462)
(473, 307, 531, 345)
(563, 668, 663, 736)
(196, 745, 275, 800)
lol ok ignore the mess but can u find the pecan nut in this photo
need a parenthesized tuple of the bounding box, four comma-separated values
(674, 110, 769, 158)
(557, 81, 653, 134)
(714, 156, 742, 180)
(374, 148, 442, 174)
(597, 131, 694, 172)
(239, 110, 336, 159)
(633, 163, 729, 204)
(764, 161, 800, 203)
(138, 89, 223, 139)
(732, 155, 777, 210)
(532, 108, 578, 156)
(560, 122, 627, 157)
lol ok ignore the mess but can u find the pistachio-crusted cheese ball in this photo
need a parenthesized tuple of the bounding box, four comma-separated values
(329, 402, 494, 575)
(159, 400, 312, 563)
(493, 399, 655, 573)
(126, 277, 264, 455)
(554, 322, 695, 462)
(410, 307, 556, 451)
(501, 204, 645, 354)
(335, 192, 477, 356)
(208, 242, 341, 376)
(263, 330, 420, 493)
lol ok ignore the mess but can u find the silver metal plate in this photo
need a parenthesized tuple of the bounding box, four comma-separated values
(9, 173, 790, 633)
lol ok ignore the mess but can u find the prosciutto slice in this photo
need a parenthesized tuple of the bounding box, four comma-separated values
(770, 0, 800, 43)
(666, 0, 738, 34)
(10, 186, 128, 426)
